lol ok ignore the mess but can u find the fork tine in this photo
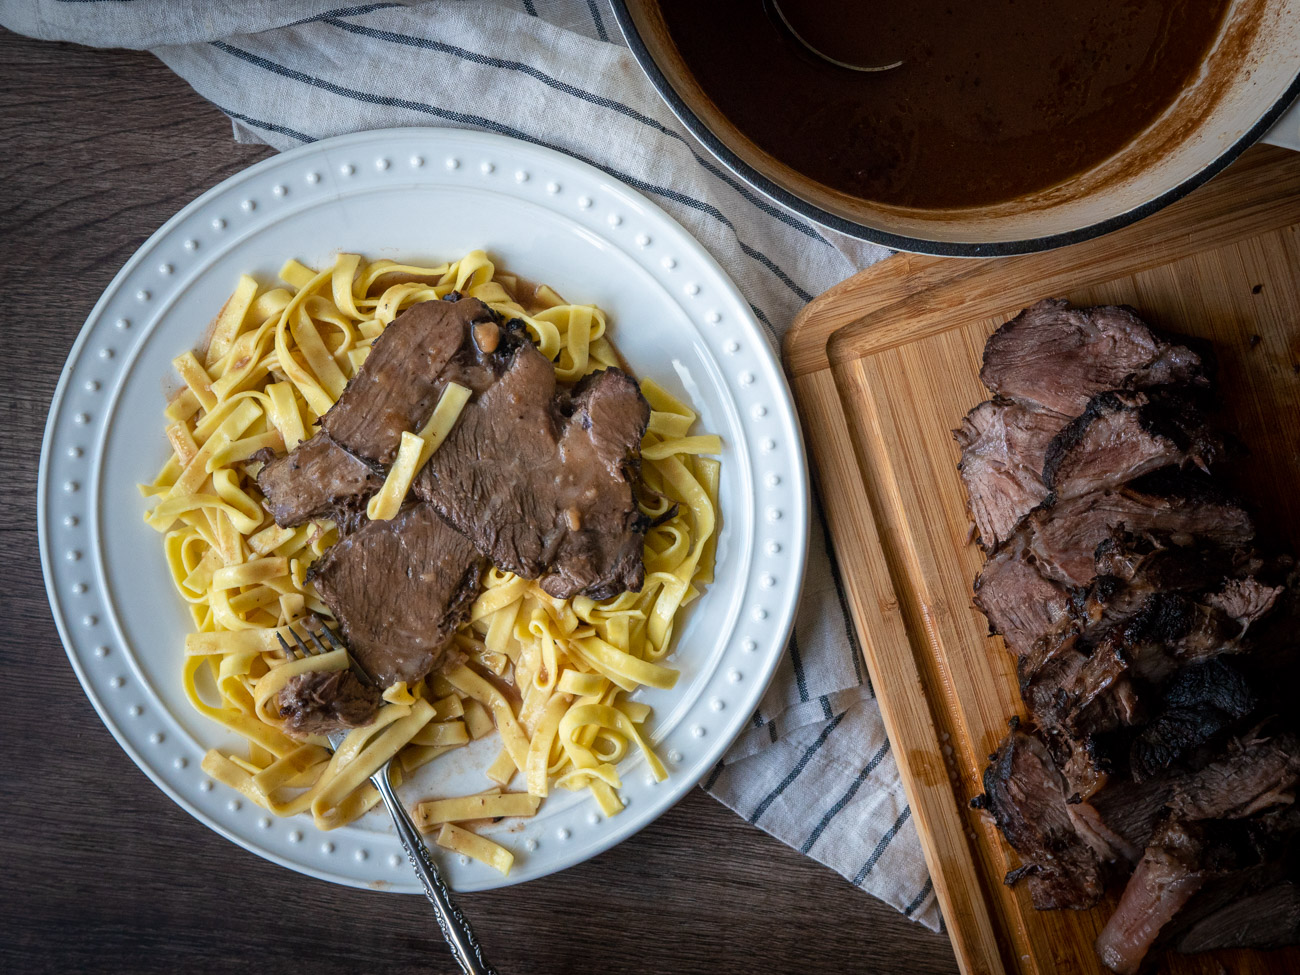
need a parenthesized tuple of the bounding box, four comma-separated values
(302, 615, 378, 687)
(321, 625, 347, 653)
(290, 627, 314, 657)
(306, 626, 330, 656)
(275, 632, 297, 660)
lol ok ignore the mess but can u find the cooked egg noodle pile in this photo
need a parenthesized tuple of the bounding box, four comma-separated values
(142, 251, 720, 873)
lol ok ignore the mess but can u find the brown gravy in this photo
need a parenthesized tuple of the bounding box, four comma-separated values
(658, 0, 1230, 209)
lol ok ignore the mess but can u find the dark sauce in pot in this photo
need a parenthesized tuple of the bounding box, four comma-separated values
(657, 0, 1231, 208)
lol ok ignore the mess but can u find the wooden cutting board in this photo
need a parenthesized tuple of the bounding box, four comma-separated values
(783, 144, 1300, 975)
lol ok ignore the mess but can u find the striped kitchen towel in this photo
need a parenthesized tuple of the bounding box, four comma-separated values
(2, 0, 938, 930)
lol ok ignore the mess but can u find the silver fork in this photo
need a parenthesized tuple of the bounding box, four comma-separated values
(277, 624, 498, 975)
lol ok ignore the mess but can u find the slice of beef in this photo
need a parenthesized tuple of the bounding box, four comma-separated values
(972, 532, 1071, 657)
(1205, 576, 1284, 633)
(254, 297, 494, 522)
(973, 477, 1252, 658)
(1173, 880, 1300, 954)
(1023, 591, 1261, 770)
(256, 432, 384, 528)
(537, 368, 652, 599)
(277, 667, 381, 736)
(1097, 592, 1243, 686)
(1095, 819, 1231, 975)
(980, 299, 1207, 416)
(1042, 390, 1230, 501)
(976, 729, 1124, 910)
(1091, 772, 1181, 852)
(308, 502, 485, 686)
(1027, 537, 1277, 749)
(955, 398, 1059, 549)
(1099, 806, 1300, 972)
(1089, 528, 1259, 605)
(1130, 659, 1258, 781)
(1168, 730, 1300, 821)
(1020, 637, 1139, 742)
(1024, 471, 1254, 588)
(1016, 530, 1237, 696)
(320, 297, 496, 464)
(414, 332, 651, 601)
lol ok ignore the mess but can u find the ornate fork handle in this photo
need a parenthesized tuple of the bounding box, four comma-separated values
(373, 764, 499, 975)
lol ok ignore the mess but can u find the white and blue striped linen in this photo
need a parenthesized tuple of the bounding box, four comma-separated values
(2, 0, 938, 929)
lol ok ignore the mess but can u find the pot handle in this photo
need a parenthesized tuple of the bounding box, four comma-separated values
(1261, 93, 1300, 152)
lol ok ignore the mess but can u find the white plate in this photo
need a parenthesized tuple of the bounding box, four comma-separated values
(38, 128, 809, 893)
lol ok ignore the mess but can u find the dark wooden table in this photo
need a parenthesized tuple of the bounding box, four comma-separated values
(0, 30, 959, 975)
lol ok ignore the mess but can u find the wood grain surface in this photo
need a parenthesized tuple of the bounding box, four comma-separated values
(785, 146, 1300, 975)
(0, 29, 958, 975)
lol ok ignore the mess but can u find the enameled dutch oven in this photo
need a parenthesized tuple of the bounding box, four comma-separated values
(611, 0, 1300, 256)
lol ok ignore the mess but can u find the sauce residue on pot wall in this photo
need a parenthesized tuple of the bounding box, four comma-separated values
(658, 0, 1231, 209)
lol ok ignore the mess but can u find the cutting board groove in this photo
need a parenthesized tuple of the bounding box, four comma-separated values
(785, 145, 1300, 975)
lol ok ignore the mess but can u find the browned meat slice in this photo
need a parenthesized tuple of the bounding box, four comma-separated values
(972, 532, 1071, 657)
(1168, 731, 1300, 821)
(1042, 390, 1230, 501)
(1023, 471, 1254, 588)
(975, 729, 1125, 910)
(955, 398, 1059, 549)
(1050, 531, 1273, 680)
(973, 477, 1252, 658)
(1173, 880, 1300, 954)
(538, 369, 652, 599)
(1130, 659, 1257, 781)
(415, 334, 651, 601)
(1098, 806, 1300, 973)
(1094, 593, 1242, 686)
(980, 299, 1207, 416)
(1091, 772, 1180, 852)
(308, 503, 485, 686)
(277, 668, 380, 736)
(1206, 576, 1284, 633)
(1020, 636, 1139, 741)
(255, 432, 383, 528)
(1016, 531, 1238, 697)
(1090, 528, 1259, 602)
(321, 297, 494, 464)
(1095, 819, 1217, 975)
(1023, 589, 1274, 769)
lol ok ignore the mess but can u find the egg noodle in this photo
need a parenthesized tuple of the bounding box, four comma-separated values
(142, 250, 721, 874)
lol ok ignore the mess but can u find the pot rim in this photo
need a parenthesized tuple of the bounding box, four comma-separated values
(610, 0, 1300, 257)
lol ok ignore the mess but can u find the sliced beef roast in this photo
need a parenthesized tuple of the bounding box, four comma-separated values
(980, 299, 1207, 416)
(1042, 390, 1230, 501)
(972, 533, 1072, 657)
(1098, 795, 1300, 973)
(277, 667, 381, 736)
(977, 729, 1127, 910)
(254, 297, 494, 525)
(256, 432, 384, 528)
(1129, 659, 1258, 781)
(1021, 593, 1256, 747)
(1173, 880, 1300, 954)
(1095, 819, 1230, 975)
(1090, 528, 1258, 600)
(955, 398, 1059, 549)
(1167, 731, 1300, 822)
(1025, 471, 1253, 589)
(260, 294, 651, 602)
(961, 299, 1300, 973)
(308, 502, 485, 686)
(320, 297, 494, 464)
(973, 475, 1253, 656)
(414, 328, 650, 600)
